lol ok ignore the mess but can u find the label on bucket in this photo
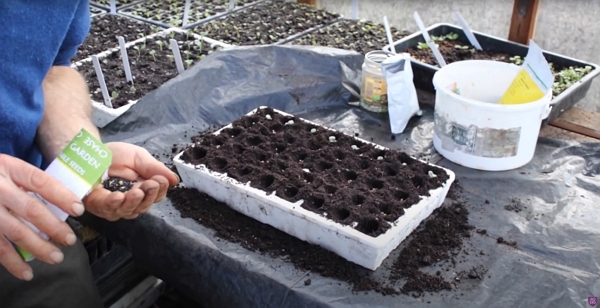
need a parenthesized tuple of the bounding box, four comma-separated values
(434, 111, 521, 158)
(498, 40, 554, 105)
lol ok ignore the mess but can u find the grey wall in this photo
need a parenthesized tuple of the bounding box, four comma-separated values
(317, 0, 600, 114)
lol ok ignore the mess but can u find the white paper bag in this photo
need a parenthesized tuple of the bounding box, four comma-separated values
(381, 53, 421, 134)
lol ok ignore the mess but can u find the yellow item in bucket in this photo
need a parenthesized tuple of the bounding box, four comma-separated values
(499, 40, 554, 105)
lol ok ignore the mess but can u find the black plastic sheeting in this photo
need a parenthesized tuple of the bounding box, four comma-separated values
(82, 45, 600, 308)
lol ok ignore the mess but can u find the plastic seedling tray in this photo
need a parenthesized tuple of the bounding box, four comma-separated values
(382, 23, 600, 124)
(286, 18, 411, 54)
(74, 13, 162, 63)
(73, 28, 230, 128)
(119, 0, 266, 29)
(188, 1, 342, 46)
(90, 0, 147, 11)
(173, 107, 455, 270)
(90, 5, 106, 16)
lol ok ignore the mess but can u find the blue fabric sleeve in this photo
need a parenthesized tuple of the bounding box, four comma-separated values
(53, 0, 91, 66)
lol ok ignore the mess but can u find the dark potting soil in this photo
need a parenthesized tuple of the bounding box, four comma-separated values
(407, 34, 594, 97)
(122, 0, 255, 27)
(191, 2, 340, 45)
(103, 177, 136, 192)
(74, 14, 159, 62)
(76, 31, 221, 108)
(168, 183, 477, 296)
(291, 19, 411, 54)
(180, 107, 449, 237)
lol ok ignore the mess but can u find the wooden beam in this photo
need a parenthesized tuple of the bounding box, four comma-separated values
(508, 0, 541, 45)
(297, 0, 317, 5)
(549, 119, 600, 140)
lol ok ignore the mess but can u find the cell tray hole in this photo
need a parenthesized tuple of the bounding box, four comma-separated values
(258, 174, 275, 189)
(247, 136, 263, 146)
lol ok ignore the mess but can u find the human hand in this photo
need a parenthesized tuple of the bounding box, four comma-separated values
(0, 154, 84, 281)
(83, 142, 179, 221)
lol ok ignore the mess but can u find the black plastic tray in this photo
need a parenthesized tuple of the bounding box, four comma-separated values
(383, 23, 600, 124)
(85, 236, 149, 307)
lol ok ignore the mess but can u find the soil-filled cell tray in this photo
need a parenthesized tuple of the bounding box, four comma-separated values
(289, 19, 411, 54)
(173, 107, 455, 270)
(384, 23, 600, 122)
(74, 14, 160, 62)
(120, 0, 262, 28)
(189, 2, 341, 46)
(90, 6, 106, 16)
(91, 0, 145, 10)
(74, 29, 228, 127)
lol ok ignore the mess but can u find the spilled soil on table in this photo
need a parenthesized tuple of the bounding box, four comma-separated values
(169, 182, 478, 296)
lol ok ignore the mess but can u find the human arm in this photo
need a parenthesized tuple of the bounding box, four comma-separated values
(38, 65, 179, 220)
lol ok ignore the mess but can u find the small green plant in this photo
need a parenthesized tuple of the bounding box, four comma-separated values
(149, 49, 156, 61)
(184, 59, 193, 68)
(167, 54, 175, 62)
(195, 39, 203, 50)
(509, 55, 524, 65)
(552, 65, 593, 96)
(417, 42, 429, 50)
(156, 40, 164, 51)
(111, 91, 119, 99)
(454, 45, 470, 50)
(169, 31, 176, 39)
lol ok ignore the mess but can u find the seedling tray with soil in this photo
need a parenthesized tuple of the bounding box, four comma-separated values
(74, 28, 229, 127)
(73, 13, 160, 62)
(189, 1, 341, 46)
(173, 107, 455, 270)
(289, 19, 411, 55)
(119, 0, 264, 29)
(383, 23, 600, 123)
(90, 0, 146, 11)
(90, 5, 106, 16)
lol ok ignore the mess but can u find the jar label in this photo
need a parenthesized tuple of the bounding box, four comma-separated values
(362, 76, 388, 107)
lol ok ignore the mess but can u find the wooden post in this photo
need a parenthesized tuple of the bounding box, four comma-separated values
(297, 0, 317, 5)
(508, 0, 541, 45)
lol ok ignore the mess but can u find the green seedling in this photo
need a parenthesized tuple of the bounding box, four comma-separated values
(169, 31, 176, 39)
(454, 45, 470, 50)
(509, 55, 524, 65)
(156, 40, 164, 51)
(552, 65, 593, 96)
(195, 39, 203, 50)
(111, 91, 119, 99)
(132, 44, 146, 60)
(149, 49, 156, 61)
(445, 33, 459, 40)
(184, 59, 193, 68)
(167, 54, 175, 62)
(417, 42, 429, 50)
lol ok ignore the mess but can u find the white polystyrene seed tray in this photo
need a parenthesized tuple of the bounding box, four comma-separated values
(72, 27, 232, 128)
(173, 107, 455, 270)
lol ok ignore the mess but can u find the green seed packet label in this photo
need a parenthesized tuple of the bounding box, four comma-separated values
(16, 129, 112, 262)
(57, 129, 112, 187)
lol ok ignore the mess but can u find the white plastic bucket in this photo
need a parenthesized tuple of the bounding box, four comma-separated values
(431, 60, 552, 171)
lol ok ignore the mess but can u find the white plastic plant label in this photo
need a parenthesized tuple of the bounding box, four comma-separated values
(14, 129, 112, 261)
(381, 53, 421, 134)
